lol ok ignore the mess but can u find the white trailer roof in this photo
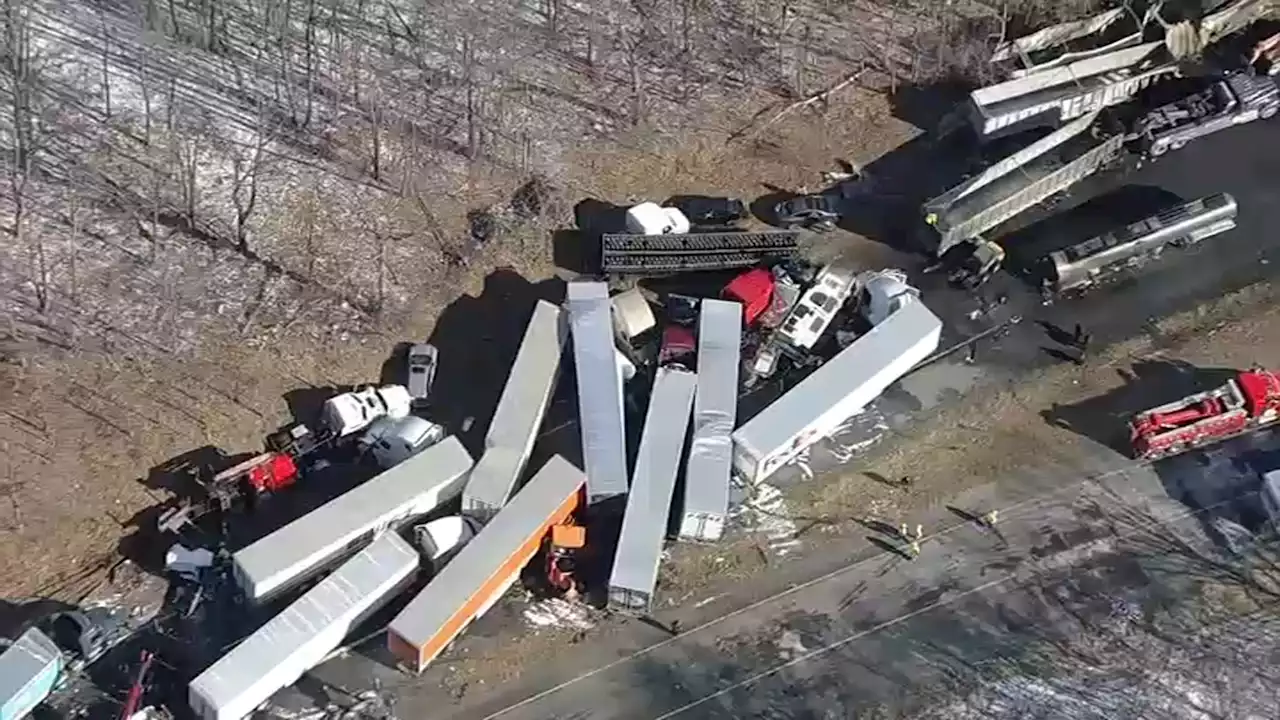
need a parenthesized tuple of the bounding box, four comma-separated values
(191, 533, 419, 720)
(609, 368, 696, 612)
(680, 299, 742, 542)
(388, 455, 585, 673)
(462, 300, 567, 518)
(0, 627, 61, 720)
(233, 436, 473, 603)
(567, 281, 629, 502)
(733, 301, 942, 484)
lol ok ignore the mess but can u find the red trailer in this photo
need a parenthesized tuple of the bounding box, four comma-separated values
(1130, 368, 1280, 460)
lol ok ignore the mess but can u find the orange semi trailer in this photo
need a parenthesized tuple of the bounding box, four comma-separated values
(386, 454, 586, 672)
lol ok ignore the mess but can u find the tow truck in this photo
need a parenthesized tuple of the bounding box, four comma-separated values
(1130, 367, 1280, 460)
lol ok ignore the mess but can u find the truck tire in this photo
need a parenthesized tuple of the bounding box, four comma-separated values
(1262, 104, 1277, 120)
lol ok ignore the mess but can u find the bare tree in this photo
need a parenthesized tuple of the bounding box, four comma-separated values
(231, 112, 272, 252)
(97, 2, 112, 119)
(2, 0, 45, 311)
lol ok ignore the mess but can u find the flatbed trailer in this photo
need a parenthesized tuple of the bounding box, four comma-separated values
(679, 299, 742, 542)
(567, 281, 629, 503)
(232, 436, 473, 604)
(601, 231, 800, 274)
(388, 455, 586, 673)
(462, 300, 568, 520)
(190, 533, 419, 720)
(609, 368, 697, 615)
(733, 302, 942, 485)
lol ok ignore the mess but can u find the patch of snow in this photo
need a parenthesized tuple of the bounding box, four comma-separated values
(521, 598, 595, 631)
(732, 482, 801, 557)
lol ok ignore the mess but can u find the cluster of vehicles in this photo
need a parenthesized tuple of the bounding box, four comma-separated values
(919, 2, 1280, 290)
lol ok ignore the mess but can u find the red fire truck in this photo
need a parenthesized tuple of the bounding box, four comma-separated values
(1130, 368, 1280, 460)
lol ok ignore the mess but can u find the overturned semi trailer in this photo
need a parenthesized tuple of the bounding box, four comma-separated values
(732, 301, 942, 485)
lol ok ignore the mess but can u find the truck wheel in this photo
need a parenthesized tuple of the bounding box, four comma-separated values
(1149, 143, 1167, 157)
(1262, 105, 1278, 120)
(1170, 139, 1187, 151)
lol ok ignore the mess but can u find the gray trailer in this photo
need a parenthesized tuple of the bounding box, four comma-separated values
(232, 436, 473, 603)
(609, 368, 697, 614)
(680, 299, 742, 542)
(0, 628, 63, 720)
(968, 41, 1173, 138)
(733, 302, 942, 485)
(191, 533, 419, 720)
(462, 300, 568, 520)
(1042, 193, 1238, 293)
(925, 110, 1125, 257)
(567, 281, 629, 503)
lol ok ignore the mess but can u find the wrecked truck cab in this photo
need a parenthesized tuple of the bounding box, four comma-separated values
(359, 415, 447, 470)
(321, 385, 412, 438)
(412, 515, 480, 569)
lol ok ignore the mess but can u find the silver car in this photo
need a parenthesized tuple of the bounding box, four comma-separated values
(406, 343, 438, 403)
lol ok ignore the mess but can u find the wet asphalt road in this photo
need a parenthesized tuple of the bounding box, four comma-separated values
(302, 120, 1280, 716)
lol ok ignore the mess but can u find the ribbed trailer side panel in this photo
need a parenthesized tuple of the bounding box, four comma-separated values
(680, 299, 742, 542)
(609, 368, 697, 614)
(462, 300, 568, 519)
(971, 41, 1163, 108)
(191, 533, 419, 720)
(233, 436, 473, 603)
(388, 455, 586, 674)
(990, 7, 1127, 63)
(733, 302, 942, 485)
(567, 281, 629, 502)
(0, 628, 62, 720)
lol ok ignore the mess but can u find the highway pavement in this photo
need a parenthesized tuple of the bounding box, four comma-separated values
(394, 431, 1280, 720)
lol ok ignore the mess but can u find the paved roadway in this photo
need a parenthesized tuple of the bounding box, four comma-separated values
(396, 431, 1280, 720)
(302, 118, 1280, 717)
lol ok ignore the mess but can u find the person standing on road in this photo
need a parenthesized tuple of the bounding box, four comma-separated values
(982, 509, 999, 528)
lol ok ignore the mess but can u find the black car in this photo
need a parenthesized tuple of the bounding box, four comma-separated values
(773, 194, 840, 231)
(667, 195, 748, 227)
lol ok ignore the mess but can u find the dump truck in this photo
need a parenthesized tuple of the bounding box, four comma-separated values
(1130, 368, 1280, 460)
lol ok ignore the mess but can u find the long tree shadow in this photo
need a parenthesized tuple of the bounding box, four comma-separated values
(1041, 358, 1239, 453)
(426, 268, 566, 457)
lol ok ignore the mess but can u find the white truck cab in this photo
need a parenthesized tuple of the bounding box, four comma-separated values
(856, 269, 920, 326)
(321, 385, 412, 438)
(625, 202, 691, 235)
(412, 515, 479, 569)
